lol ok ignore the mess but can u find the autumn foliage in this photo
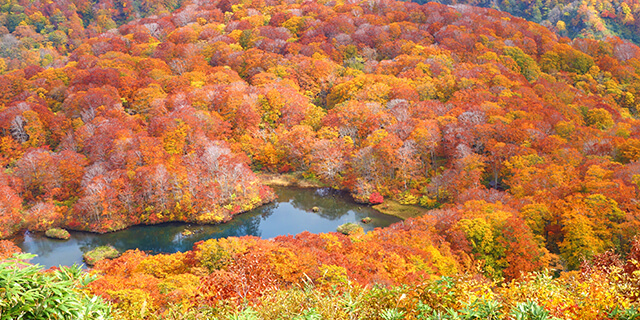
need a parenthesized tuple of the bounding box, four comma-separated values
(2, 0, 640, 317)
(88, 217, 459, 316)
(86, 227, 640, 319)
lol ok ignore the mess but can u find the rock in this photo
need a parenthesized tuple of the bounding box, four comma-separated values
(361, 217, 372, 224)
(44, 228, 71, 240)
(83, 245, 120, 266)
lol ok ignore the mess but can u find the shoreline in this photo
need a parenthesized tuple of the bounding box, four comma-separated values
(11, 187, 402, 268)
(257, 172, 325, 188)
(372, 200, 426, 220)
(8, 178, 423, 243)
(258, 172, 427, 221)
(6, 191, 277, 240)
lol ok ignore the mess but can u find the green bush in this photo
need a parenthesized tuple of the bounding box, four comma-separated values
(83, 246, 120, 266)
(228, 307, 260, 320)
(0, 253, 112, 319)
(510, 301, 557, 320)
(45, 228, 71, 240)
(459, 299, 503, 319)
(336, 223, 363, 235)
(381, 308, 406, 320)
(608, 306, 640, 320)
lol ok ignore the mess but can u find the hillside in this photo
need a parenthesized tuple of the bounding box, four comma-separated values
(1, 0, 640, 318)
(425, 0, 640, 44)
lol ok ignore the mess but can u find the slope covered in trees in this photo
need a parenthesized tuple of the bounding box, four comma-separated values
(2, 0, 640, 317)
(426, 0, 640, 45)
(82, 233, 640, 319)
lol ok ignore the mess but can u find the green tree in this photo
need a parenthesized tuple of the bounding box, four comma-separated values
(503, 46, 541, 82)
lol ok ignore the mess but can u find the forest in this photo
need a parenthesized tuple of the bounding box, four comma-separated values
(432, 0, 640, 44)
(2, 0, 640, 318)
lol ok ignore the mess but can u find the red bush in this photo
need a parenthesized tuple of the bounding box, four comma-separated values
(369, 192, 384, 204)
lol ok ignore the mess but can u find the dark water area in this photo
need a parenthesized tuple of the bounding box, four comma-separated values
(14, 187, 402, 268)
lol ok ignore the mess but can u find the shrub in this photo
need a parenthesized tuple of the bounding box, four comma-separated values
(510, 301, 557, 320)
(608, 307, 640, 320)
(84, 246, 120, 266)
(419, 196, 440, 209)
(26, 202, 62, 232)
(0, 253, 112, 319)
(380, 308, 406, 320)
(45, 227, 71, 240)
(336, 223, 363, 235)
(0, 240, 21, 260)
(396, 191, 419, 205)
(369, 192, 384, 204)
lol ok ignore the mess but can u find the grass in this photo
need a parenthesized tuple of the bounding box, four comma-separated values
(83, 245, 120, 266)
(257, 172, 324, 188)
(372, 200, 425, 220)
(44, 228, 71, 240)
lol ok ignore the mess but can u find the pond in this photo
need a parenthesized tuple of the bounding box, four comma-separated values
(13, 187, 402, 268)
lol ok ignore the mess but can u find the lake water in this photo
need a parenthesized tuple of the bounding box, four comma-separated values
(13, 187, 402, 268)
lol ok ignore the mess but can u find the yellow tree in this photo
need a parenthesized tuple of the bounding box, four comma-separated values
(558, 194, 625, 269)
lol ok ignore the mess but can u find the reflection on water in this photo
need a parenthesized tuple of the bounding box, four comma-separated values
(15, 187, 402, 268)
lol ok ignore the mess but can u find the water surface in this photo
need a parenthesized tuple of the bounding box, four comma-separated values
(15, 187, 401, 268)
